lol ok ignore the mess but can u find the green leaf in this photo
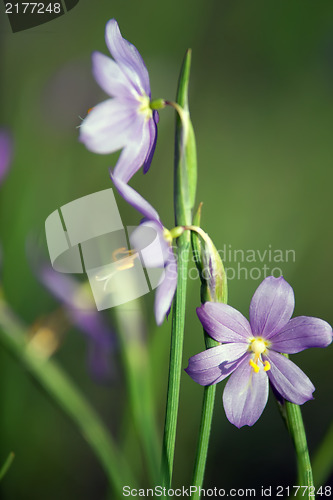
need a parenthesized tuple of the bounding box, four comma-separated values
(0, 452, 15, 482)
(312, 419, 333, 487)
(0, 299, 136, 496)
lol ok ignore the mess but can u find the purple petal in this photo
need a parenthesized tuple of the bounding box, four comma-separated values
(223, 356, 269, 427)
(249, 276, 295, 339)
(92, 51, 139, 99)
(69, 308, 113, 349)
(196, 302, 252, 344)
(0, 129, 12, 185)
(143, 111, 159, 174)
(39, 263, 82, 309)
(185, 344, 249, 386)
(154, 253, 177, 326)
(37, 263, 114, 349)
(265, 350, 315, 405)
(271, 316, 332, 354)
(112, 119, 151, 182)
(130, 219, 170, 267)
(111, 174, 160, 221)
(105, 19, 150, 97)
(79, 98, 142, 154)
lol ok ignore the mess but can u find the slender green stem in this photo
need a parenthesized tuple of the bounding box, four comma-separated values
(190, 210, 228, 499)
(161, 239, 190, 488)
(0, 452, 15, 482)
(312, 419, 333, 487)
(285, 401, 314, 499)
(0, 299, 135, 496)
(191, 334, 217, 500)
(113, 305, 160, 485)
(161, 48, 195, 489)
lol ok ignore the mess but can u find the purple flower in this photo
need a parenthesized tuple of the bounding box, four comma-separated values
(0, 129, 12, 185)
(185, 276, 332, 428)
(110, 169, 178, 325)
(37, 261, 116, 380)
(79, 19, 159, 183)
(130, 218, 177, 326)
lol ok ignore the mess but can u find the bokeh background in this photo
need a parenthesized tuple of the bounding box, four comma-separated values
(1, 0, 332, 498)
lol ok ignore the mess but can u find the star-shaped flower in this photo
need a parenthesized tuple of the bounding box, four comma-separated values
(185, 276, 332, 428)
(79, 19, 159, 183)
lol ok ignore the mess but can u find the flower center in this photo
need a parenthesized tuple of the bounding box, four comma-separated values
(249, 337, 271, 373)
(138, 94, 153, 121)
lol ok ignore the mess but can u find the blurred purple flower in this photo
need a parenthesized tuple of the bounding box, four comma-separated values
(37, 262, 116, 381)
(79, 19, 159, 183)
(130, 218, 177, 326)
(0, 129, 12, 185)
(186, 276, 332, 428)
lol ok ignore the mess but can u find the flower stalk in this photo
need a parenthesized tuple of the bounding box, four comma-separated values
(161, 48, 196, 488)
(285, 401, 314, 499)
(190, 205, 228, 499)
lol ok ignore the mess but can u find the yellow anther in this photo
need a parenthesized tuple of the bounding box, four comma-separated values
(112, 247, 137, 271)
(263, 361, 271, 372)
(249, 359, 260, 373)
(112, 247, 131, 260)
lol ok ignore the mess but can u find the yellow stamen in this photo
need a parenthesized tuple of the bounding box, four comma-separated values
(249, 359, 260, 373)
(263, 360, 271, 372)
(249, 337, 271, 373)
(112, 247, 137, 271)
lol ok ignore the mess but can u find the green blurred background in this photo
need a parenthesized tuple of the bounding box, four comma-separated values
(1, 0, 332, 498)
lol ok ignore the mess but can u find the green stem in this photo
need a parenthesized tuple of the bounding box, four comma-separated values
(161, 239, 190, 488)
(0, 299, 135, 496)
(0, 452, 15, 482)
(312, 420, 333, 487)
(285, 401, 314, 499)
(190, 211, 228, 499)
(191, 335, 217, 500)
(113, 305, 160, 485)
(161, 48, 195, 489)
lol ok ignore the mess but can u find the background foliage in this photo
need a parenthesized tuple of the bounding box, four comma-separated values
(1, 0, 332, 498)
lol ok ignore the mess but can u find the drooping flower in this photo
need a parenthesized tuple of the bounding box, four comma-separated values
(185, 276, 332, 428)
(109, 170, 178, 325)
(129, 217, 178, 326)
(79, 19, 160, 183)
(0, 129, 12, 185)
